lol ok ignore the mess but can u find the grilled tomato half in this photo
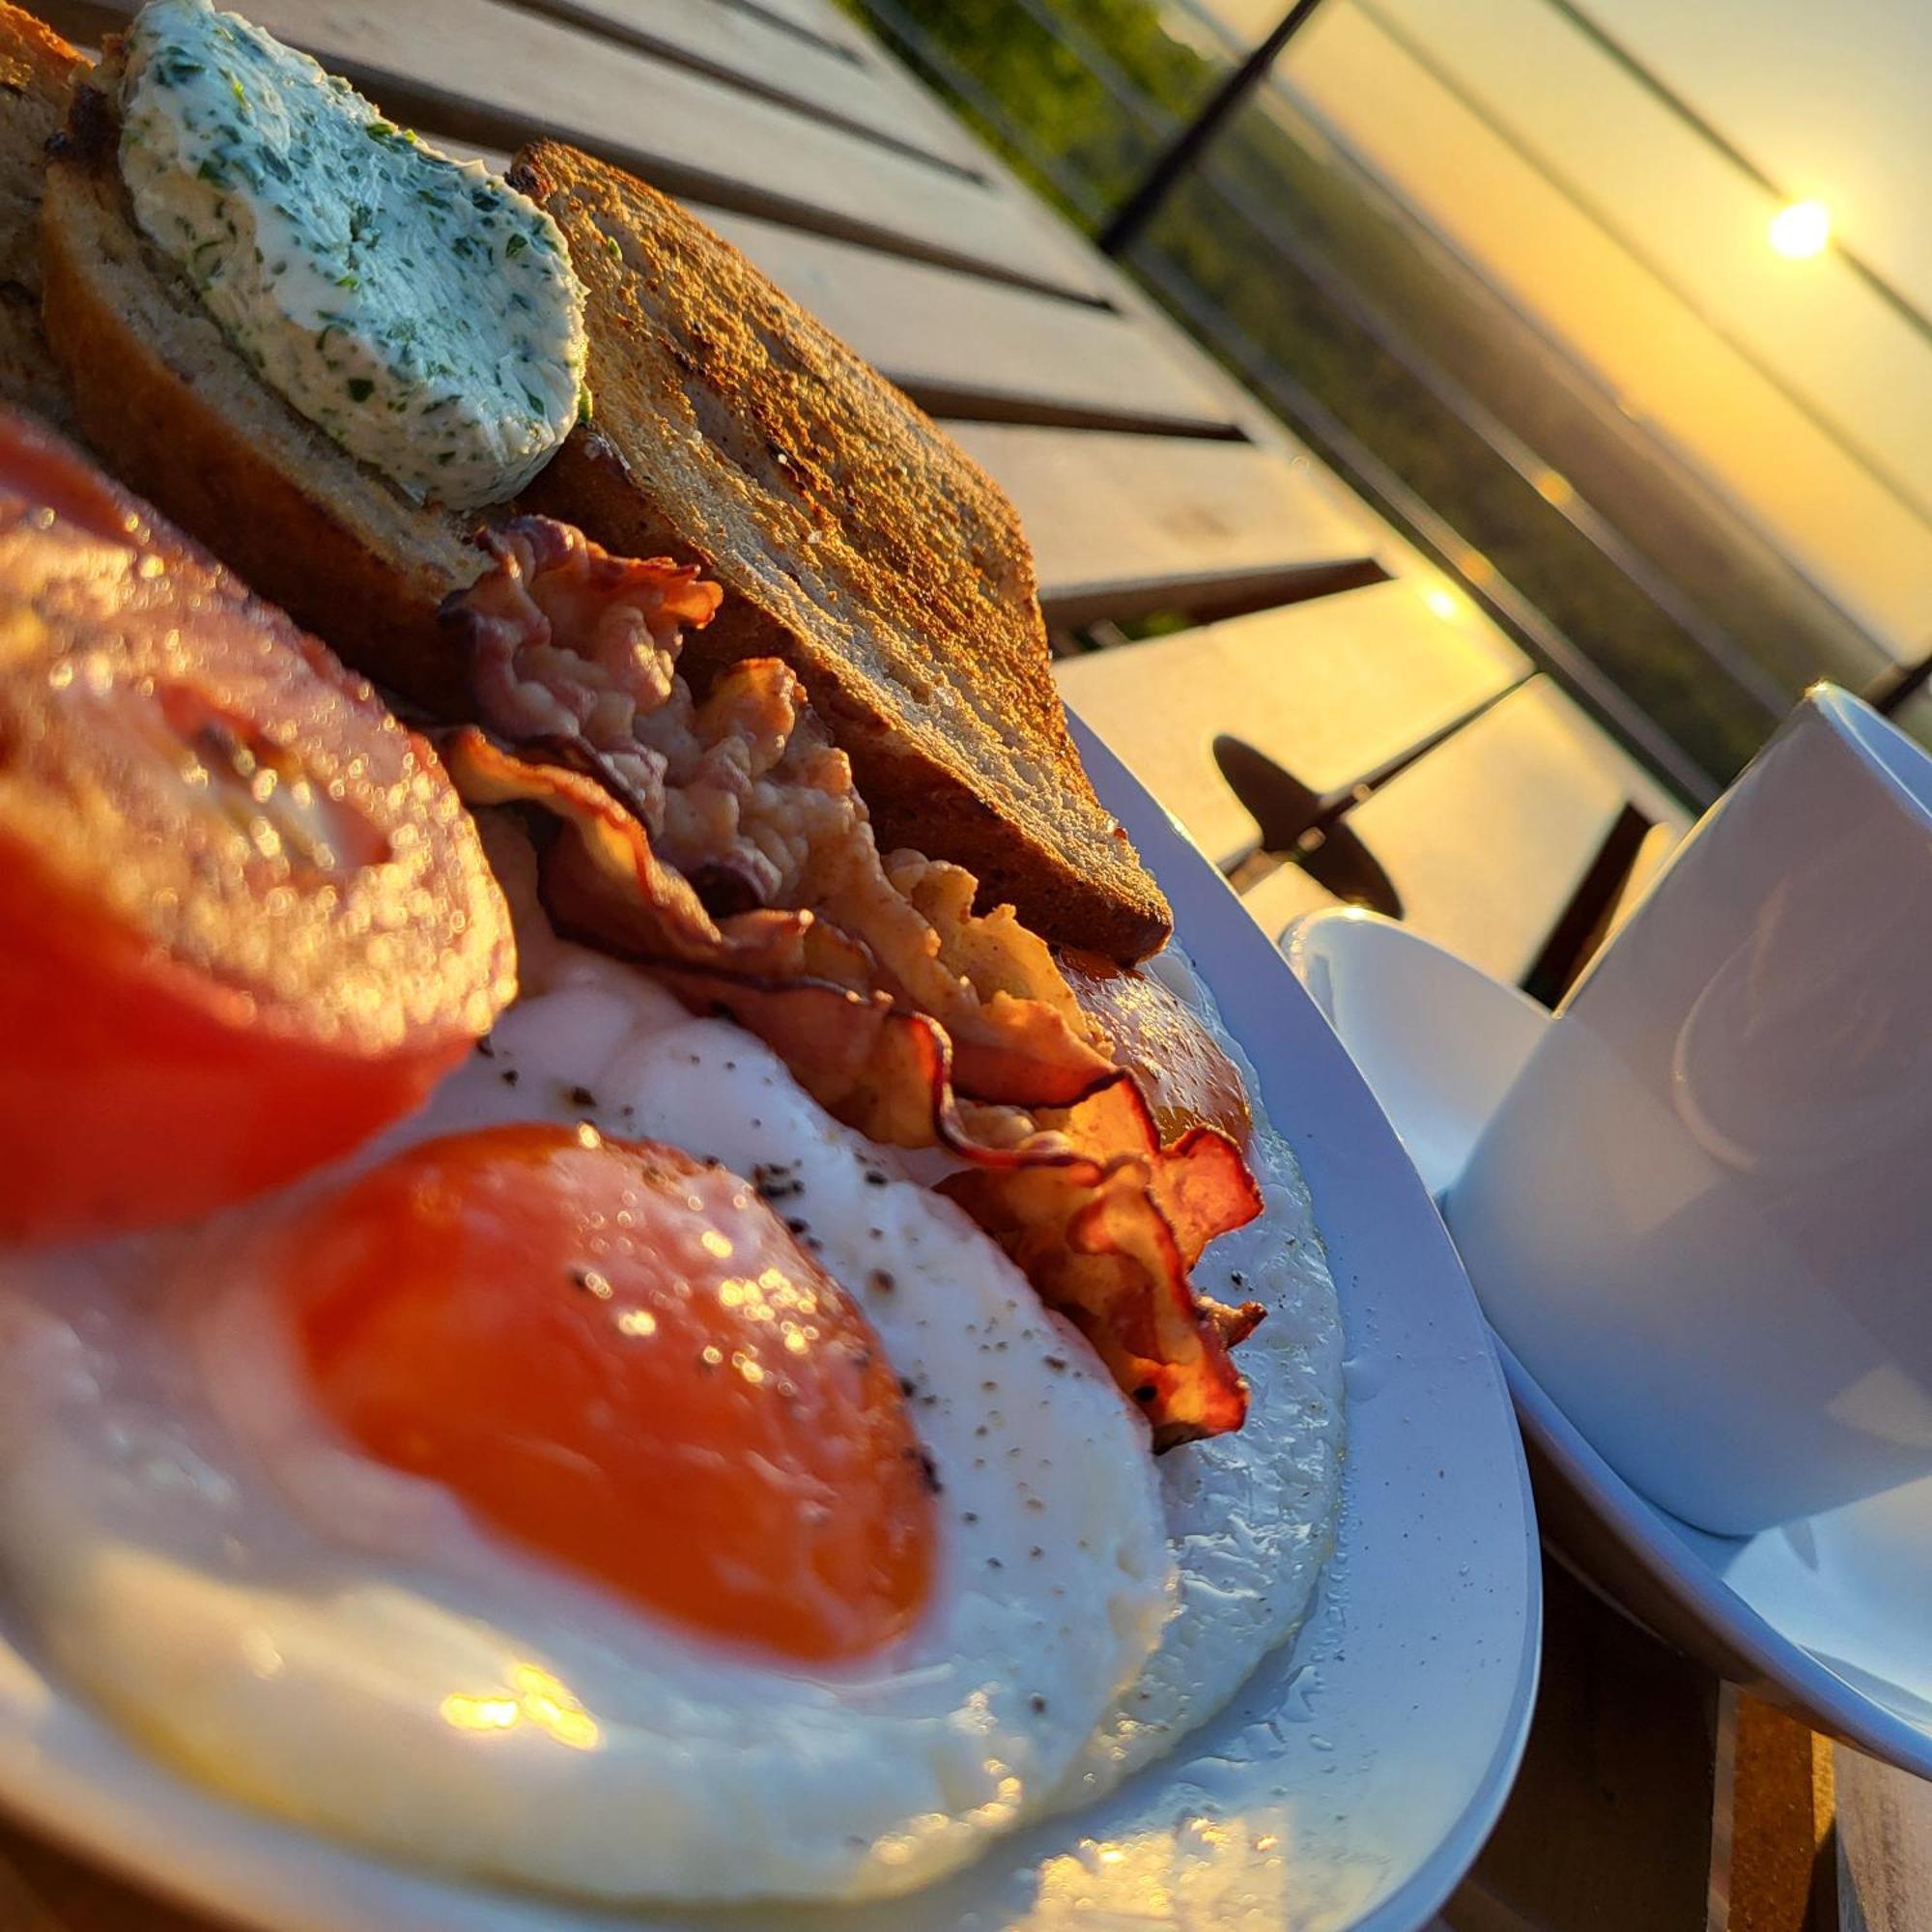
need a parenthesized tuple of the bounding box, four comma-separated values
(0, 411, 513, 1242)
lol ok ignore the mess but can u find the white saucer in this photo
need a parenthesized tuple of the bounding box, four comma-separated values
(1283, 906, 1932, 1776)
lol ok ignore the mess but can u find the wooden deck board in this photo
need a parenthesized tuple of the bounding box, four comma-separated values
(952, 424, 1385, 628)
(699, 207, 1242, 436)
(712, 0, 870, 55)
(1836, 1743, 1932, 1930)
(501, 0, 992, 175)
(1054, 578, 1528, 869)
(48, 0, 1115, 305)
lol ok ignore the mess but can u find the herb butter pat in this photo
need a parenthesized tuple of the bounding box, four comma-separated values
(118, 0, 588, 510)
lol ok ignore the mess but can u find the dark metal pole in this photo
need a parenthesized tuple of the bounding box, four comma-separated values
(1863, 652, 1932, 718)
(1096, 0, 1329, 257)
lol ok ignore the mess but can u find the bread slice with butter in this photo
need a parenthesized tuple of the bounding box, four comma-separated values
(0, 1, 84, 424)
(509, 141, 1172, 964)
(33, 0, 1170, 963)
(39, 32, 497, 714)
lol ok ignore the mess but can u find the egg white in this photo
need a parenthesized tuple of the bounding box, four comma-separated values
(0, 948, 1177, 1905)
(402, 921, 1348, 1831)
(1053, 945, 1347, 1805)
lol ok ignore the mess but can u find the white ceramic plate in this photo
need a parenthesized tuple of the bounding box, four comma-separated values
(1285, 905, 1932, 1776)
(0, 727, 1542, 1932)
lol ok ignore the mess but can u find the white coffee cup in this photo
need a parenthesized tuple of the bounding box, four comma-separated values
(1445, 684, 1932, 1535)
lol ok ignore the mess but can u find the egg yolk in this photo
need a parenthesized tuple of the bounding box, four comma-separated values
(270, 1123, 936, 1664)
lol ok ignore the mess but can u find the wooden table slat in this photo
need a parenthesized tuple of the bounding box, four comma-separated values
(700, 204, 1245, 437)
(1836, 1744, 1932, 1931)
(1054, 577, 1528, 870)
(1445, 1556, 1720, 1931)
(46, 0, 1116, 307)
(712, 0, 870, 54)
(951, 423, 1386, 630)
(1719, 1690, 1837, 1931)
(1314, 676, 1690, 985)
(501, 0, 993, 176)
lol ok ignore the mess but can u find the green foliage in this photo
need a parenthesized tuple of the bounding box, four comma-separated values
(878, 0, 1210, 122)
(850, 0, 1208, 213)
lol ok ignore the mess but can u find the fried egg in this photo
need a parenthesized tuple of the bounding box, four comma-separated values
(0, 829, 1344, 1911)
(0, 945, 1176, 1904)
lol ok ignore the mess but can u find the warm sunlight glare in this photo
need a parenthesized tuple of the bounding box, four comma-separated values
(1768, 199, 1832, 260)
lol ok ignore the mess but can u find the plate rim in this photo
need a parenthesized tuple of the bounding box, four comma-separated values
(1074, 718, 1543, 1928)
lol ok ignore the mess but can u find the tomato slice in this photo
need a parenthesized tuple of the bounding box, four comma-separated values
(0, 411, 515, 1242)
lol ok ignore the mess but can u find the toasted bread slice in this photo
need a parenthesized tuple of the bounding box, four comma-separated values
(39, 46, 483, 712)
(508, 141, 1171, 964)
(0, 3, 82, 424)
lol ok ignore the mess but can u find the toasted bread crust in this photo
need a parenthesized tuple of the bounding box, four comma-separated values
(0, 2, 81, 423)
(0, 279, 64, 421)
(39, 57, 484, 713)
(510, 141, 1171, 963)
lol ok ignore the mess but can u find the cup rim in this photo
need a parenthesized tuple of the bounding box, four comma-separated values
(1808, 682, 1932, 828)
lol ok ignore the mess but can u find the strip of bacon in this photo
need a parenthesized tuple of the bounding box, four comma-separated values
(444, 729, 1071, 1144)
(443, 520, 1114, 1109)
(440, 519, 1268, 1444)
(443, 732, 1264, 1444)
(942, 1080, 1264, 1447)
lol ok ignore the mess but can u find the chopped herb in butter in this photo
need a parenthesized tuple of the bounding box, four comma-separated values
(119, 0, 588, 510)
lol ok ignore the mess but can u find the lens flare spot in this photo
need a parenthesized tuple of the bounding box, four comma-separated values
(440, 1665, 601, 1750)
(1769, 198, 1831, 259)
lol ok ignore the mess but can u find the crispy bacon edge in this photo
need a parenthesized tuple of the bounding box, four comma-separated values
(459, 518, 723, 776)
(441, 729, 1113, 1135)
(441, 731, 1265, 1444)
(438, 515, 1269, 1446)
(941, 1078, 1267, 1446)
(444, 519, 1120, 1114)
